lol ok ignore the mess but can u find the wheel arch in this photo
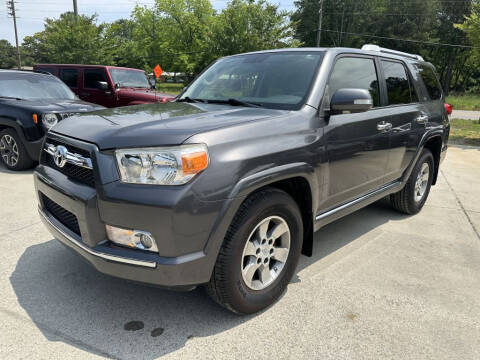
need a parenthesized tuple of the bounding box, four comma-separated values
(223, 163, 318, 257)
(423, 135, 443, 185)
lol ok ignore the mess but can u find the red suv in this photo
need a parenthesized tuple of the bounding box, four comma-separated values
(33, 64, 175, 108)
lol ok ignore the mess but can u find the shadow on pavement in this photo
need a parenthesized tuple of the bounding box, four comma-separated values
(10, 201, 407, 360)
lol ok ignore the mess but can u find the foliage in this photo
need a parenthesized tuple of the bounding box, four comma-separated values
(0, 40, 17, 68)
(213, 0, 298, 57)
(449, 118, 480, 146)
(446, 95, 480, 111)
(22, 13, 112, 65)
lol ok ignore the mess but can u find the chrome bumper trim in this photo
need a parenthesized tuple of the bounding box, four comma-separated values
(39, 209, 157, 268)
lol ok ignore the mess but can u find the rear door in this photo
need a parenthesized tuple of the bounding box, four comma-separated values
(58, 68, 80, 96)
(377, 59, 427, 184)
(321, 55, 390, 210)
(80, 68, 116, 107)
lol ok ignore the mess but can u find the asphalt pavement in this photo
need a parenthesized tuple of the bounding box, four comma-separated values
(0, 146, 479, 360)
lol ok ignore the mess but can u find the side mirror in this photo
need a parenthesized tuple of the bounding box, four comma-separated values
(149, 78, 156, 89)
(97, 81, 109, 92)
(330, 88, 373, 114)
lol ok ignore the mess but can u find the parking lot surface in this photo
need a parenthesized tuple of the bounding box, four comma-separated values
(1, 146, 479, 360)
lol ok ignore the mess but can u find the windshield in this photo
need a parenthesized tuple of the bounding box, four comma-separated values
(0, 72, 75, 100)
(180, 51, 324, 110)
(109, 68, 150, 88)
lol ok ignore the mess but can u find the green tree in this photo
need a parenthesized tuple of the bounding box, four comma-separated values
(213, 0, 298, 58)
(22, 12, 112, 65)
(0, 40, 17, 69)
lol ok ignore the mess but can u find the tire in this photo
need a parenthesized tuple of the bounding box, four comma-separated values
(206, 187, 303, 314)
(390, 148, 434, 215)
(0, 128, 34, 171)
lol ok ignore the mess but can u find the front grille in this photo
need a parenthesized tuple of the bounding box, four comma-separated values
(41, 138, 95, 187)
(42, 194, 81, 236)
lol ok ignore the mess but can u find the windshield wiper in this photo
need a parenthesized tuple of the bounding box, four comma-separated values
(206, 98, 263, 108)
(0, 96, 23, 100)
(176, 97, 206, 103)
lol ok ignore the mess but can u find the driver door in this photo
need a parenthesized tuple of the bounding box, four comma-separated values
(320, 56, 390, 211)
(80, 68, 116, 108)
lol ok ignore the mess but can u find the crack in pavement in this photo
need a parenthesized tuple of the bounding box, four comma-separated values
(0, 307, 121, 360)
(441, 169, 480, 240)
(0, 221, 42, 239)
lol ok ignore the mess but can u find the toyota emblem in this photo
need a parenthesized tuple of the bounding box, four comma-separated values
(53, 145, 68, 168)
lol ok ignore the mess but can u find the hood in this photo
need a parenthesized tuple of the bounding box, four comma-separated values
(0, 98, 104, 113)
(117, 88, 175, 102)
(51, 102, 288, 149)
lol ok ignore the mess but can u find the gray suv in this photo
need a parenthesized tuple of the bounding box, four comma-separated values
(34, 45, 449, 314)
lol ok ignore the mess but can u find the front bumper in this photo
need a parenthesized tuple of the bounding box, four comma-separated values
(34, 163, 223, 288)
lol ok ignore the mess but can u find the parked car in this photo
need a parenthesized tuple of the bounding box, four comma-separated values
(35, 45, 449, 314)
(33, 64, 175, 108)
(0, 70, 104, 170)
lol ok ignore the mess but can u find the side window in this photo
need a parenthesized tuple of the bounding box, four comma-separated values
(417, 64, 442, 100)
(328, 57, 380, 107)
(381, 61, 417, 105)
(84, 69, 108, 89)
(59, 69, 78, 88)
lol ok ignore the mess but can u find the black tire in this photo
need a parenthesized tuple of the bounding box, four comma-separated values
(206, 187, 303, 314)
(0, 128, 34, 171)
(390, 148, 434, 215)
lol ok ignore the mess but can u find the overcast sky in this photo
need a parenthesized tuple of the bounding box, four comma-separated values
(0, 0, 296, 44)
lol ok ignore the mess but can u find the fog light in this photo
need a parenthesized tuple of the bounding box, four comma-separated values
(105, 225, 158, 253)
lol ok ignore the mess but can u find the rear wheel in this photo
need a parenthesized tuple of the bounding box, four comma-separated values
(0, 128, 33, 171)
(206, 188, 303, 314)
(390, 148, 434, 215)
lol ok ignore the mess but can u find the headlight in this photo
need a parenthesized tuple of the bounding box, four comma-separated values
(42, 113, 59, 130)
(115, 144, 209, 185)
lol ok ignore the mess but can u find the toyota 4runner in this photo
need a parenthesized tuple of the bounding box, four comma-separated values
(34, 45, 449, 314)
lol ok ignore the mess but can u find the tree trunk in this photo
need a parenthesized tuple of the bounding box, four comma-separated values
(443, 50, 457, 96)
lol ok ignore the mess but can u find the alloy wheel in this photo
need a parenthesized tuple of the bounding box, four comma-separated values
(414, 162, 430, 202)
(241, 216, 291, 291)
(0, 134, 19, 167)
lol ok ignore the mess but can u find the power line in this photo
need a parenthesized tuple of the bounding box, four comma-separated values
(321, 29, 480, 49)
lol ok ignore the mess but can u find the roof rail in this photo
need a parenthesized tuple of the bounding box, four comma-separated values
(361, 44, 424, 61)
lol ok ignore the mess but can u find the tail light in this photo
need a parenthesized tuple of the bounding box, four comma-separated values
(444, 103, 453, 115)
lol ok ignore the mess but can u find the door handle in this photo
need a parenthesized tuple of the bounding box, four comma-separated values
(415, 115, 429, 124)
(79, 92, 91, 97)
(377, 121, 392, 132)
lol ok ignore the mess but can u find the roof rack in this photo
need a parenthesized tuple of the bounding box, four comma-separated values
(361, 44, 424, 61)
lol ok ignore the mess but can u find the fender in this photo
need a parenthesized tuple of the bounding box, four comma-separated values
(0, 116, 43, 160)
(401, 128, 444, 185)
(202, 162, 318, 275)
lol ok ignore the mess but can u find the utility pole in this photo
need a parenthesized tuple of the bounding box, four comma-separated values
(6, 0, 21, 69)
(316, 0, 323, 47)
(73, 0, 78, 18)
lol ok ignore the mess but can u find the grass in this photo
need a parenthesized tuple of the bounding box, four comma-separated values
(445, 95, 480, 111)
(449, 118, 480, 146)
(156, 83, 184, 95)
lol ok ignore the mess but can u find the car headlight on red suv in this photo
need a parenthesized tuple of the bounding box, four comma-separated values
(115, 144, 209, 185)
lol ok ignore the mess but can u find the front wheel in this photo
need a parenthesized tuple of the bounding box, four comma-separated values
(206, 188, 303, 314)
(390, 148, 434, 215)
(0, 128, 34, 171)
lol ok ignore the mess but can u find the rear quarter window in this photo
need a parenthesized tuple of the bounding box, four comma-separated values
(416, 64, 442, 101)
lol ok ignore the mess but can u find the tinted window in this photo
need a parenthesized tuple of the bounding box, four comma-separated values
(59, 68, 78, 88)
(381, 61, 416, 105)
(417, 64, 442, 100)
(180, 52, 324, 110)
(84, 69, 108, 89)
(328, 57, 380, 107)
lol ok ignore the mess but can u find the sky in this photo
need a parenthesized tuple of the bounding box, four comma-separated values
(0, 0, 297, 45)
